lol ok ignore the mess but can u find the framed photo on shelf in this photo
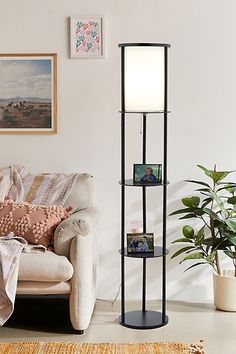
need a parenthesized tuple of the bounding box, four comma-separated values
(70, 16, 104, 58)
(133, 164, 162, 185)
(127, 233, 154, 254)
(0, 53, 57, 134)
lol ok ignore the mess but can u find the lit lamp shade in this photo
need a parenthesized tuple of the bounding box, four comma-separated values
(124, 46, 165, 112)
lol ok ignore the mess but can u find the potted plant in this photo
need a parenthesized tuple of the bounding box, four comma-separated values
(170, 165, 236, 311)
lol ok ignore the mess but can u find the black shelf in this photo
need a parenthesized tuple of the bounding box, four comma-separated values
(119, 179, 169, 187)
(120, 310, 168, 330)
(120, 246, 169, 258)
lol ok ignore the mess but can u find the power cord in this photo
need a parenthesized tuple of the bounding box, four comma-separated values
(111, 283, 121, 305)
(96, 283, 121, 305)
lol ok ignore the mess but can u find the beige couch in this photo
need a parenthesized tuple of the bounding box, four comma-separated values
(16, 173, 98, 334)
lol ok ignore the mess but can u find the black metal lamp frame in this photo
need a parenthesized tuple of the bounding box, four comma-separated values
(118, 42, 170, 329)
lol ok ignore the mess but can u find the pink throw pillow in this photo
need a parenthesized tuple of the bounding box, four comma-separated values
(0, 200, 70, 247)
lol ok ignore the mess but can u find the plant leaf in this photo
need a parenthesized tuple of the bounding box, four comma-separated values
(197, 165, 214, 179)
(210, 191, 228, 219)
(184, 262, 207, 272)
(228, 196, 236, 205)
(197, 165, 234, 183)
(201, 197, 212, 209)
(185, 179, 211, 188)
(182, 225, 194, 239)
(195, 226, 205, 245)
(195, 188, 211, 193)
(171, 246, 195, 259)
(203, 208, 221, 221)
(179, 213, 197, 220)
(206, 251, 216, 263)
(202, 237, 213, 246)
(220, 224, 236, 240)
(217, 239, 235, 249)
(182, 196, 200, 208)
(226, 218, 236, 232)
(224, 250, 236, 259)
(169, 208, 192, 216)
(180, 252, 204, 263)
(217, 185, 236, 193)
(172, 238, 193, 243)
(226, 236, 236, 246)
(193, 208, 205, 216)
(212, 171, 232, 183)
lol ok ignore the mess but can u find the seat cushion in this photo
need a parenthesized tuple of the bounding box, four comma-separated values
(18, 250, 74, 282)
(17, 281, 71, 295)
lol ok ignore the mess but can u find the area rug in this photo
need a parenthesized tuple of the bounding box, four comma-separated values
(0, 340, 205, 354)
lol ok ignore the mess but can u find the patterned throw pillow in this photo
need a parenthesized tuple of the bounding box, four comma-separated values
(0, 200, 70, 247)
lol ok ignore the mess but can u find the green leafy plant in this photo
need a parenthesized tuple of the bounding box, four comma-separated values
(170, 165, 236, 276)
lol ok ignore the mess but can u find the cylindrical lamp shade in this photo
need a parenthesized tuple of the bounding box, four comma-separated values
(119, 43, 170, 112)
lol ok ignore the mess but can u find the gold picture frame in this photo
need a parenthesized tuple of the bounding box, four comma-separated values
(0, 53, 57, 134)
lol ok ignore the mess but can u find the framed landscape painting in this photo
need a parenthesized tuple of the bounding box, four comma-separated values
(70, 16, 104, 58)
(0, 53, 57, 134)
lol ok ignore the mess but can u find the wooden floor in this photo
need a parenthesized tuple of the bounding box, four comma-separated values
(0, 297, 235, 353)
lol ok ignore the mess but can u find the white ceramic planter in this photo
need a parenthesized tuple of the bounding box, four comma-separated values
(213, 270, 236, 311)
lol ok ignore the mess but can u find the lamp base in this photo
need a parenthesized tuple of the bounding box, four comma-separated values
(119, 310, 168, 330)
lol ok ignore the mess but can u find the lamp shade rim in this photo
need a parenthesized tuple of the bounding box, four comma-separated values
(118, 43, 170, 48)
(119, 110, 171, 114)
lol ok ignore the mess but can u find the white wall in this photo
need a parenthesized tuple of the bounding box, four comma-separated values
(0, 0, 236, 302)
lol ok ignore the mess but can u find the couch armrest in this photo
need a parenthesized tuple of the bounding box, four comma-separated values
(54, 207, 98, 257)
(69, 232, 97, 330)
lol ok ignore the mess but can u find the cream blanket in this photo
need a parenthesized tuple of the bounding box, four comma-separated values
(0, 233, 46, 326)
(0, 165, 79, 206)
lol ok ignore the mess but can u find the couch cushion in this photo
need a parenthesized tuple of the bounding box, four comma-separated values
(64, 173, 94, 210)
(16, 281, 71, 295)
(0, 200, 70, 247)
(18, 250, 74, 282)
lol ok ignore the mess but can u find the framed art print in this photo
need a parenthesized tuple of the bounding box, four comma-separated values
(70, 16, 104, 58)
(0, 53, 57, 134)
